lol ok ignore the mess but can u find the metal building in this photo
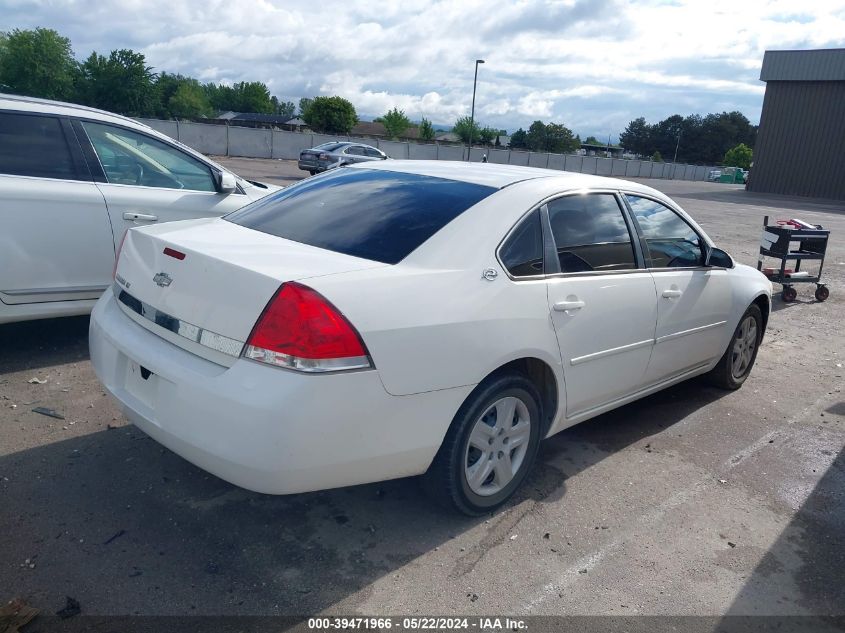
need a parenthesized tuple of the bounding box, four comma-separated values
(748, 49, 845, 200)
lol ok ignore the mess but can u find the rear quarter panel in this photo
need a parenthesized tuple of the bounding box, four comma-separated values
(305, 180, 568, 400)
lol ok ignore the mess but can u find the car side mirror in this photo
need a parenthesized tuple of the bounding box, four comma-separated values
(215, 170, 237, 194)
(705, 247, 733, 268)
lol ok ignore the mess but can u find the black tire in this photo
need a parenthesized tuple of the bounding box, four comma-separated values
(308, 170, 316, 176)
(422, 373, 543, 516)
(782, 286, 797, 302)
(815, 285, 829, 302)
(707, 304, 763, 390)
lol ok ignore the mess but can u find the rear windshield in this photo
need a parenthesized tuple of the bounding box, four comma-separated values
(311, 143, 344, 152)
(225, 168, 496, 264)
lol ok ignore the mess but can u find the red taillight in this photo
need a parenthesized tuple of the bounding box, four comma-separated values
(112, 231, 127, 280)
(163, 247, 186, 260)
(243, 282, 372, 373)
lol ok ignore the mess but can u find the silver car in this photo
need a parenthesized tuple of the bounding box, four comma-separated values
(298, 142, 388, 175)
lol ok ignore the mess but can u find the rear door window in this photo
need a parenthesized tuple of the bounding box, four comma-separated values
(547, 193, 637, 273)
(625, 195, 704, 268)
(0, 112, 78, 180)
(226, 169, 496, 264)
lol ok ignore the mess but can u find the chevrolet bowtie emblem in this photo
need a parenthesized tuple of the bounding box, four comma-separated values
(153, 272, 173, 287)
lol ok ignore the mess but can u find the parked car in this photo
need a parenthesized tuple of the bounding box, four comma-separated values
(0, 93, 280, 325)
(707, 169, 722, 182)
(90, 161, 771, 515)
(298, 141, 388, 174)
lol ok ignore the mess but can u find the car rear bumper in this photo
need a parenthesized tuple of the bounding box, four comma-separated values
(89, 288, 470, 495)
(298, 159, 332, 172)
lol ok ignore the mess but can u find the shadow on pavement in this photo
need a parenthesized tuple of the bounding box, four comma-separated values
(718, 444, 844, 629)
(0, 374, 729, 616)
(0, 315, 90, 373)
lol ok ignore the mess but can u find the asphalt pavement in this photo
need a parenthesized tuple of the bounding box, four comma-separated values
(1, 159, 842, 625)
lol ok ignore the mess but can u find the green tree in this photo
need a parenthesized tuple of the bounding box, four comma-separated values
(509, 128, 528, 149)
(233, 81, 273, 113)
(723, 143, 753, 170)
(155, 73, 210, 118)
(583, 135, 601, 145)
(77, 49, 156, 116)
(478, 126, 498, 145)
(298, 97, 314, 118)
(201, 81, 273, 114)
(0, 28, 77, 99)
(652, 114, 684, 160)
(652, 150, 663, 162)
(168, 82, 211, 119)
(525, 120, 579, 153)
(382, 107, 411, 139)
(619, 117, 652, 156)
(452, 115, 481, 144)
(418, 117, 435, 141)
(271, 96, 295, 119)
(302, 96, 357, 134)
(203, 82, 237, 111)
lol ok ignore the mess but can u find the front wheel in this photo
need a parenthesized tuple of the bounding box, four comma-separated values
(707, 304, 763, 390)
(422, 373, 542, 516)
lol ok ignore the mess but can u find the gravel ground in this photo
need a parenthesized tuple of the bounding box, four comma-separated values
(1, 159, 843, 625)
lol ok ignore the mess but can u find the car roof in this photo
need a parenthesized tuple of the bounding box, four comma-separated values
(351, 159, 664, 194)
(0, 92, 146, 128)
(0, 92, 239, 177)
(337, 141, 379, 149)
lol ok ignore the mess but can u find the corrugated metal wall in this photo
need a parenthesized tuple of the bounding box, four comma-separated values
(748, 81, 845, 200)
(761, 49, 845, 82)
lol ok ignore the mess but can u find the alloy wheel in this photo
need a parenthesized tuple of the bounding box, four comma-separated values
(464, 396, 531, 496)
(731, 315, 758, 379)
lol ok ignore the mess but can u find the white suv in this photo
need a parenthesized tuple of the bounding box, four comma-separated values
(0, 93, 279, 324)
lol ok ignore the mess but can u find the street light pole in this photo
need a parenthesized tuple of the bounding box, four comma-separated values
(467, 59, 484, 161)
(673, 129, 682, 179)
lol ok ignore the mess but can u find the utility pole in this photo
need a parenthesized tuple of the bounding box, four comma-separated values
(467, 59, 485, 161)
(673, 129, 682, 179)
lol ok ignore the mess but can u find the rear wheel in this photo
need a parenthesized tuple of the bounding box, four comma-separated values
(815, 285, 829, 302)
(707, 304, 762, 390)
(782, 286, 797, 302)
(422, 373, 542, 516)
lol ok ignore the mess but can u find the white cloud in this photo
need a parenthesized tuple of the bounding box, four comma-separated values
(4, 0, 845, 137)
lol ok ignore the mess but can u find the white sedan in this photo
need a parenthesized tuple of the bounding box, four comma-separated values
(90, 161, 771, 515)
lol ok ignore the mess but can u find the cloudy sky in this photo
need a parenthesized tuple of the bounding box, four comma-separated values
(4, 0, 845, 138)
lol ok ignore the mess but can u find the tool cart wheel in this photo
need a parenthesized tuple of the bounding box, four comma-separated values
(781, 286, 798, 302)
(814, 285, 830, 302)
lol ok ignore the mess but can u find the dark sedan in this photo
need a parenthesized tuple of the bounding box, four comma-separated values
(298, 142, 388, 175)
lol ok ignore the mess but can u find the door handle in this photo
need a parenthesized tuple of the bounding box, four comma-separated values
(662, 289, 683, 298)
(123, 212, 158, 222)
(553, 300, 585, 312)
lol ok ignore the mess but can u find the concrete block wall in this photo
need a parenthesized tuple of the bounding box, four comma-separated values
(178, 122, 228, 156)
(135, 118, 719, 182)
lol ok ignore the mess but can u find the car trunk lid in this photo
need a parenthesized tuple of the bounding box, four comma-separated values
(114, 217, 385, 364)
